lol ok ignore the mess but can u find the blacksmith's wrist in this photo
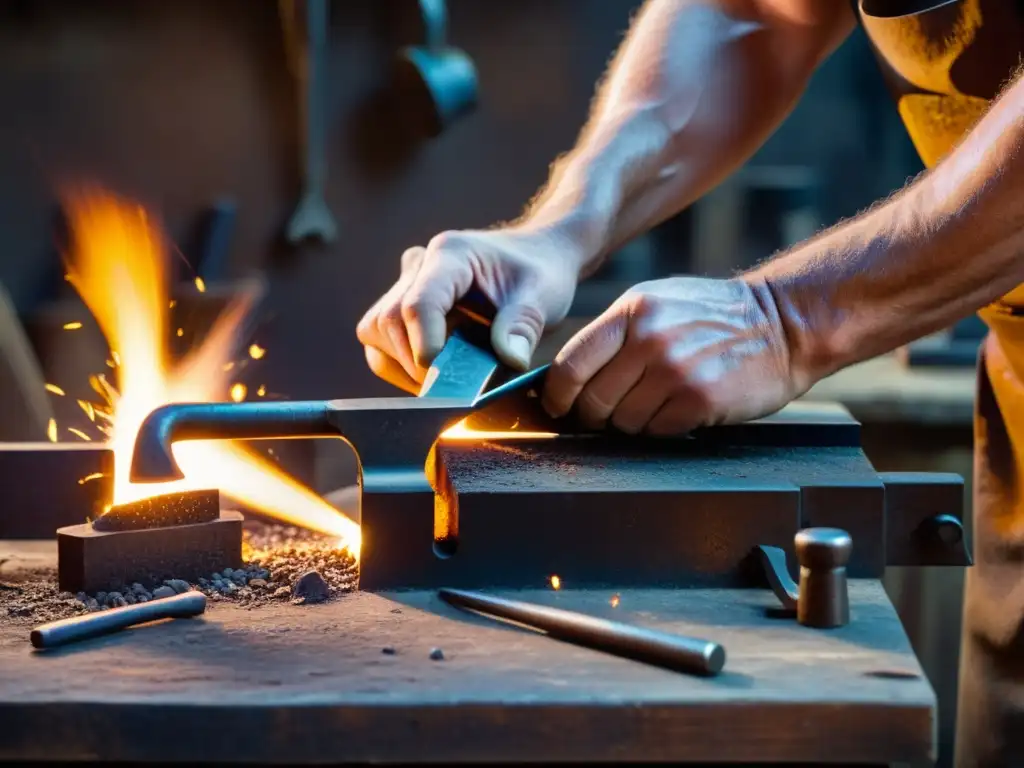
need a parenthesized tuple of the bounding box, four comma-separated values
(516, 207, 610, 281)
(741, 270, 845, 392)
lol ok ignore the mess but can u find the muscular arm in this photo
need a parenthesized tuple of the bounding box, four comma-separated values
(749, 70, 1024, 387)
(522, 0, 855, 277)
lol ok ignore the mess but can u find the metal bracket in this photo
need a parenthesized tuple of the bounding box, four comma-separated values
(756, 544, 798, 612)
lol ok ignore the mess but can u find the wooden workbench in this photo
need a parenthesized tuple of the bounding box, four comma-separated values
(0, 543, 933, 765)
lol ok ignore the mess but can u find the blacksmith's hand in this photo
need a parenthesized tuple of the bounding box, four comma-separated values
(357, 228, 581, 393)
(542, 276, 809, 435)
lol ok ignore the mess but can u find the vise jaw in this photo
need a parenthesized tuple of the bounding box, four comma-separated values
(358, 402, 970, 590)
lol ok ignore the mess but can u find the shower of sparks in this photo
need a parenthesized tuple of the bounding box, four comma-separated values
(44, 384, 65, 396)
(58, 189, 360, 552)
(67, 427, 92, 441)
(78, 400, 96, 421)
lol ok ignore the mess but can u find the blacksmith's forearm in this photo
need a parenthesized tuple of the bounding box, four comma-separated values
(520, 0, 853, 279)
(747, 72, 1024, 386)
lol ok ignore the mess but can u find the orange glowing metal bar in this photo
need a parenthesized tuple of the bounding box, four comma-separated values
(441, 418, 557, 441)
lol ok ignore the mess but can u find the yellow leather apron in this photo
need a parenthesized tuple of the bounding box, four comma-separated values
(858, 0, 1024, 763)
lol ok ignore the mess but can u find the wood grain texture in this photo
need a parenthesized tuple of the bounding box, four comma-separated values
(0, 542, 935, 764)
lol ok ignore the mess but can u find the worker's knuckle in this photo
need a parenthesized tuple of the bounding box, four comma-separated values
(576, 388, 613, 419)
(355, 311, 375, 343)
(624, 289, 658, 318)
(610, 412, 643, 435)
(635, 327, 673, 361)
(400, 294, 432, 325)
(379, 299, 405, 329)
(400, 246, 425, 272)
(507, 303, 545, 340)
(426, 230, 469, 256)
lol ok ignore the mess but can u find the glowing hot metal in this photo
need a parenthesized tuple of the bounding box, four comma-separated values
(59, 190, 358, 551)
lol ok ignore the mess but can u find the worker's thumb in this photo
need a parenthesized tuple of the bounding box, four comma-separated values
(491, 302, 545, 371)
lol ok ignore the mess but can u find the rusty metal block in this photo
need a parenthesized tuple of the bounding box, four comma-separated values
(57, 511, 243, 594)
(92, 489, 220, 532)
(0, 443, 113, 539)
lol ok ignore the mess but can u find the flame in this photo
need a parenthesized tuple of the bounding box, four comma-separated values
(442, 418, 557, 441)
(61, 190, 359, 554)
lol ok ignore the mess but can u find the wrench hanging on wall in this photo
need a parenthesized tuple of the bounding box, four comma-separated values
(280, 0, 338, 244)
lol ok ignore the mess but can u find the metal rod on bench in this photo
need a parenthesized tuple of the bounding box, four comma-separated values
(439, 588, 726, 677)
(31, 590, 207, 650)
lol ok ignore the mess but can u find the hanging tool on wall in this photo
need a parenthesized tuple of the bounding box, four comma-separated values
(280, 0, 338, 245)
(393, 0, 478, 137)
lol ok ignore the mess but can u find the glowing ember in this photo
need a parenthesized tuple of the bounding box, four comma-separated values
(78, 400, 96, 421)
(194, 276, 206, 293)
(257, 385, 267, 397)
(63, 321, 83, 330)
(610, 594, 620, 608)
(249, 344, 266, 360)
(44, 383, 65, 396)
(442, 418, 557, 440)
(67, 427, 91, 442)
(230, 383, 247, 402)
(550, 574, 561, 590)
(46, 419, 57, 443)
(61, 190, 359, 554)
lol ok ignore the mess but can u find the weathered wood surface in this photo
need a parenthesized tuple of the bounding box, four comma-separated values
(0, 543, 934, 764)
(802, 354, 975, 426)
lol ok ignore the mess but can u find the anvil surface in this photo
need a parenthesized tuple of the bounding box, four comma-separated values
(0, 543, 933, 765)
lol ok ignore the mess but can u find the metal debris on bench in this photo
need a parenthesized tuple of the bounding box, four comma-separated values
(0, 521, 357, 624)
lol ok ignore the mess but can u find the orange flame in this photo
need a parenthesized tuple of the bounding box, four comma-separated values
(441, 419, 556, 441)
(61, 190, 360, 554)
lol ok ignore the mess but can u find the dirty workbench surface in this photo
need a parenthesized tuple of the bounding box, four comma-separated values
(0, 544, 934, 764)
